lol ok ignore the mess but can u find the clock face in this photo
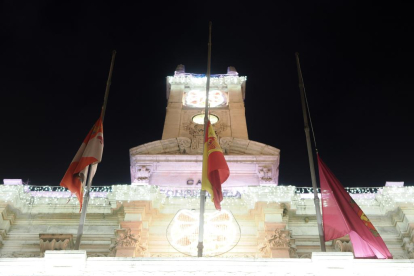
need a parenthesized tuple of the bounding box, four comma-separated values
(192, 114, 219, 125)
(183, 89, 227, 108)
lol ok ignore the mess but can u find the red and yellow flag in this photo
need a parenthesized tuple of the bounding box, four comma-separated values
(60, 116, 103, 211)
(202, 120, 230, 210)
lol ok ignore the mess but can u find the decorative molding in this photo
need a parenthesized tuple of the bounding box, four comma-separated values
(299, 253, 312, 258)
(150, 253, 187, 258)
(402, 237, 414, 259)
(130, 137, 280, 156)
(220, 254, 257, 258)
(0, 252, 41, 258)
(39, 234, 74, 253)
(167, 74, 246, 86)
(87, 253, 109, 257)
(257, 166, 274, 184)
(131, 165, 152, 184)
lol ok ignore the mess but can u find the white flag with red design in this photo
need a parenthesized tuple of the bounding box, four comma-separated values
(60, 116, 103, 211)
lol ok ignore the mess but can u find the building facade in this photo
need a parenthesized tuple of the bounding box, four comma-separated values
(1, 66, 414, 275)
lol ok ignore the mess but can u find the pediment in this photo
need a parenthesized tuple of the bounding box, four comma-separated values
(129, 137, 280, 156)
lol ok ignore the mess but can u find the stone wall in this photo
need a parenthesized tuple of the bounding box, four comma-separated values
(1, 184, 414, 259)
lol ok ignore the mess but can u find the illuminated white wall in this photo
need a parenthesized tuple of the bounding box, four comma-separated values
(0, 251, 413, 276)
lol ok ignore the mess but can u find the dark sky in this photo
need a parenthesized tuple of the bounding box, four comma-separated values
(0, 1, 412, 188)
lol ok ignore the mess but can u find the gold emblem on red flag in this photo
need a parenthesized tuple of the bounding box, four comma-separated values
(350, 198, 379, 237)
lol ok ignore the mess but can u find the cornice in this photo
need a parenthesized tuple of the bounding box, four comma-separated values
(129, 137, 280, 156)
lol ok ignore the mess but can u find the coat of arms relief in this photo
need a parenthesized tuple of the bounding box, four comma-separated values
(182, 121, 228, 153)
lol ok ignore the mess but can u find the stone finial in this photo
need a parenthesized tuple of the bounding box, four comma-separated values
(175, 64, 185, 74)
(227, 66, 238, 75)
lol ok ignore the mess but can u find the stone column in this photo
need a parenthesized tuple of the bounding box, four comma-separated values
(402, 223, 414, 259)
(262, 224, 292, 258)
(162, 84, 184, 139)
(112, 201, 152, 257)
(228, 84, 248, 139)
(256, 202, 296, 258)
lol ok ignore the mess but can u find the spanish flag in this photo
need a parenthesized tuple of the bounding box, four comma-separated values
(60, 115, 103, 211)
(202, 120, 230, 210)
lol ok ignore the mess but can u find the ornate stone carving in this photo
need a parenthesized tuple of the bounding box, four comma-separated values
(258, 228, 295, 258)
(289, 247, 298, 258)
(183, 122, 204, 152)
(213, 122, 228, 135)
(220, 137, 233, 154)
(257, 166, 274, 183)
(266, 228, 291, 248)
(109, 228, 147, 257)
(402, 237, 414, 259)
(183, 122, 228, 153)
(39, 234, 74, 253)
(177, 137, 191, 153)
(334, 239, 354, 253)
(131, 165, 152, 184)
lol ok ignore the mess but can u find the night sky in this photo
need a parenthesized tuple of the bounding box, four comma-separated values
(1, 2, 412, 188)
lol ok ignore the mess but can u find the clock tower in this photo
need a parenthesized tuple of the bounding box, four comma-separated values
(129, 65, 280, 187)
(162, 65, 248, 148)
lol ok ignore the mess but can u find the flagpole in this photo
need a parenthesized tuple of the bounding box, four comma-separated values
(295, 52, 326, 252)
(101, 50, 117, 123)
(197, 22, 212, 258)
(75, 50, 117, 250)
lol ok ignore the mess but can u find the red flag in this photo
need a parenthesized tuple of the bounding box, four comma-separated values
(202, 120, 230, 210)
(60, 116, 103, 211)
(318, 154, 392, 259)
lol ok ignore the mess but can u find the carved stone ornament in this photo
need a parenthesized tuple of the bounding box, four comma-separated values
(266, 228, 291, 248)
(220, 137, 233, 154)
(334, 239, 354, 253)
(257, 166, 274, 183)
(402, 237, 414, 259)
(109, 228, 147, 255)
(131, 165, 152, 184)
(183, 122, 204, 152)
(177, 137, 191, 153)
(183, 121, 228, 153)
(258, 228, 295, 257)
(39, 234, 74, 253)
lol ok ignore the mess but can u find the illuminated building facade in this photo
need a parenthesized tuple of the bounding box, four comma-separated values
(1, 66, 414, 275)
